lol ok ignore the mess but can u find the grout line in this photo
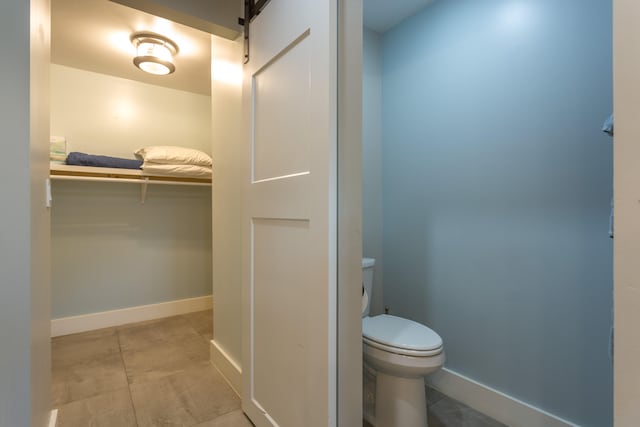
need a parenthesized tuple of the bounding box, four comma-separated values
(54, 312, 216, 426)
(116, 328, 140, 427)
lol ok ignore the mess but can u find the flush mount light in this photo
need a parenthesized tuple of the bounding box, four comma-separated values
(130, 32, 179, 76)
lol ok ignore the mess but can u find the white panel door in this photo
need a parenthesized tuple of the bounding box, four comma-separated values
(241, 0, 337, 426)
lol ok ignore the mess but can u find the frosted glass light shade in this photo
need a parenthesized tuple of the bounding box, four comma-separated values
(130, 32, 179, 76)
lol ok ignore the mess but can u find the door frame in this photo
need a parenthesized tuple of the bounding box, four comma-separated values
(336, 0, 363, 426)
(613, 0, 640, 425)
(23, 0, 640, 426)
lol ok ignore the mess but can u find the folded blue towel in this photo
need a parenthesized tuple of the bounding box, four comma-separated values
(66, 152, 143, 169)
(602, 114, 614, 137)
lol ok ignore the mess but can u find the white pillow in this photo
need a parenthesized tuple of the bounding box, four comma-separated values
(142, 162, 212, 178)
(135, 146, 212, 167)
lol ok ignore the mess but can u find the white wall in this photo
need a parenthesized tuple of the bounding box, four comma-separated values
(210, 35, 243, 367)
(362, 27, 384, 315)
(50, 65, 213, 318)
(0, 0, 51, 426)
(111, 0, 241, 40)
(50, 64, 212, 158)
(613, 0, 640, 425)
(30, 0, 52, 424)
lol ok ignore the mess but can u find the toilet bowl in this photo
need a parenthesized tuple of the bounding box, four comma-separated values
(362, 258, 444, 427)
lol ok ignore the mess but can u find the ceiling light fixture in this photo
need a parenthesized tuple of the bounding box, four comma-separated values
(130, 32, 179, 76)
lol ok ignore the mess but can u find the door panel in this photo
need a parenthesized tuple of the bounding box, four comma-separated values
(252, 218, 309, 426)
(241, 0, 337, 426)
(253, 33, 311, 182)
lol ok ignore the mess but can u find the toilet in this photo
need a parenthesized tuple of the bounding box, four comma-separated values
(362, 258, 445, 427)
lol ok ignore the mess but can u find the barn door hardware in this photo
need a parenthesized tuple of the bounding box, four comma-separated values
(238, 0, 271, 64)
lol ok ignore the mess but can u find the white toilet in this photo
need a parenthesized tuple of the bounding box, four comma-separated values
(362, 258, 445, 427)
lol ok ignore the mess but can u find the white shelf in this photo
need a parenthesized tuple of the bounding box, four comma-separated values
(49, 163, 211, 203)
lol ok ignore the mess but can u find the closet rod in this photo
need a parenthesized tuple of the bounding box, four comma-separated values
(50, 174, 210, 203)
(49, 175, 211, 187)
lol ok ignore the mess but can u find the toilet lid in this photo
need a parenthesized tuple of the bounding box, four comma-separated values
(362, 314, 443, 352)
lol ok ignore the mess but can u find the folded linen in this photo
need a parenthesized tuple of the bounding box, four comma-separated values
(135, 146, 212, 167)
(141, 162, 212, 178)
(50, 136, 67, 162)
(66, 152, 143, 169)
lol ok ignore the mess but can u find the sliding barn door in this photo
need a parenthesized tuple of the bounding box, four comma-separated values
(241, 0, 337, 426)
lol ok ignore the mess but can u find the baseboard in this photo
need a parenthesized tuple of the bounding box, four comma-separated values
(428, 368, 579, 427)
(49, 409, 58, 427)
(210, 339, 242, 396)
(51, 295, 213, 337)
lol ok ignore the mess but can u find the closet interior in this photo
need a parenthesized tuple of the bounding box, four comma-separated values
(49, 1, 247, 425)
(49, 0, 223, 331)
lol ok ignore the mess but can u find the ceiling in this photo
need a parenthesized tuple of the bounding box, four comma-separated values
(52, 0, 434, 94)
(363, 0, 434, 33)
(51, 0, 212, 95)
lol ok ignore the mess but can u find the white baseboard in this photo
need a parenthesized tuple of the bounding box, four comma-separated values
(51, 295, 213, 337)
(210, 339, 242, 396)
(49, 409, 58, 427)
(428, 368, 578, 427)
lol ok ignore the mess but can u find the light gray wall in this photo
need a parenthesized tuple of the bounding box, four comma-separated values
(362, 27, 384, 315)
(380, 0, 612, 425)
(211, 35, 243, 367)
(51, 182, 212, 317)
(613, 0, 640, 425)
(50, 66, 213, 318)
(0, 3, 33, 423)
(0, 0, 51, 425)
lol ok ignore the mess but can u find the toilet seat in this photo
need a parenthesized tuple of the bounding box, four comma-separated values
(363, 336, 443, 357)
(362, 314, 443, 357)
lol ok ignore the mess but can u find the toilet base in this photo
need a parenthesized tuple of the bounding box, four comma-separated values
(375, 372, 428, 427)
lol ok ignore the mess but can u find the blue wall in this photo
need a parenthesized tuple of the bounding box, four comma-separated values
(363, 27, 385, 316)
(380, 0, 613, 425)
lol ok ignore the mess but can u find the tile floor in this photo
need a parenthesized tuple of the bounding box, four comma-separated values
(53, 309, 504, 427)
(51, 310, 252, 427)
(363, 386, 506, 427)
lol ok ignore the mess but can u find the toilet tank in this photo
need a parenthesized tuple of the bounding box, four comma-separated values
(362, 258, 375, 317)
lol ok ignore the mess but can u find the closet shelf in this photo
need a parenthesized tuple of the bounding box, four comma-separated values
(49, 163, 211, 203)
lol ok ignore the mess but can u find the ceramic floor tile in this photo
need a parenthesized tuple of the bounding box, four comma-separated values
(121, 333, 211, 385)
(52, 327, 120, 368)
(193, 410, 254, 427)
(130, 364, 240, 427)
(117, 315, 200, 352)
(363, 389, 503, 427)
(428, 395, 507, 427)
(183, 309, 213, 341)
(55, 388, 137, 427)
(426, 385, 447, 405)
(52, 352, 128, 407)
